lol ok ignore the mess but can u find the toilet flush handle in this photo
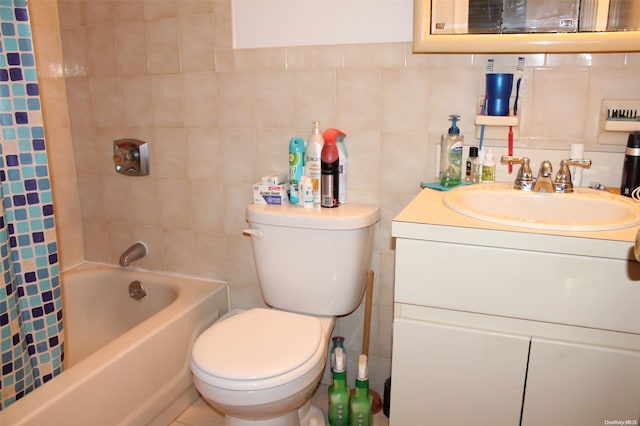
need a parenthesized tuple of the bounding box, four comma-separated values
(243, 229, 264, 240)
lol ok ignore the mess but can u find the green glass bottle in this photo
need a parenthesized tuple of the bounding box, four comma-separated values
(328, 347, 350, 425)
(349, 354, 372, 426)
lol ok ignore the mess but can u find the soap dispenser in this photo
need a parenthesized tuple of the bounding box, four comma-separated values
(440, 115, 464, 187)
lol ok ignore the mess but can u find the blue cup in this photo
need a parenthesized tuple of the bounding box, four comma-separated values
(486, 73, 514, 116)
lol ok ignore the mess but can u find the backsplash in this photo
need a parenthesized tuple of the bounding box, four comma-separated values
(29, 0, 640, 394)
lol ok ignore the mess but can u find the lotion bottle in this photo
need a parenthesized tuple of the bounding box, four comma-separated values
(440, 115, 463, 187)
(305, 121, 324, 205)
(289, 137, 305, 204)
(328, 347, 350, 426)
(349, 354, 372, 426)
(481, 149, 496, 182)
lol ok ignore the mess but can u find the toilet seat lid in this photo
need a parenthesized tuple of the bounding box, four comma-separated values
(192, 308, 324, 381)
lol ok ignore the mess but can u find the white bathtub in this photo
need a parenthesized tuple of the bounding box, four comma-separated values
(0, 262, 228, 426)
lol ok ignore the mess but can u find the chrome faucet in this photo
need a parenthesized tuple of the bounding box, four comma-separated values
(500, 156, 592, 193)
(119, 242, 148, 267)
(533, 160, 555, 193)
(500, 156, 533, 190)
(554, 159, 592, 193)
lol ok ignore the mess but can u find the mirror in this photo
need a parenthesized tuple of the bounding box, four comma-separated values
(414, 0, 640, 52)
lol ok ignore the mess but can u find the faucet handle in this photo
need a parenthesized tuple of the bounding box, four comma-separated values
(500, 156, 534, 190)
(500, 155, 528, 165)
(564, 158, 592, 169)
(554, 159, 592, 193)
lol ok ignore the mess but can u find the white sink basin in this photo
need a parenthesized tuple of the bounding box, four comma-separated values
(443, 183, 640, 231)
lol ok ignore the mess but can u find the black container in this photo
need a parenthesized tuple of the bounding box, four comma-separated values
(383, 376, 391, 418)
(621, 132, 640, 198)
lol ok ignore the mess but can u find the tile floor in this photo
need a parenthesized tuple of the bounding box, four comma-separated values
(170, 384, 390, 426)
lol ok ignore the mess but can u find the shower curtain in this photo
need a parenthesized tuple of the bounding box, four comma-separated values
(0, 0, 63, 409)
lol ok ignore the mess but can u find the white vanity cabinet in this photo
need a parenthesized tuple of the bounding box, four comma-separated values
(390, 188, 640, 425)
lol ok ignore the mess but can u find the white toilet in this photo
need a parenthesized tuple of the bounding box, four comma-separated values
(191, 202, 380, 426)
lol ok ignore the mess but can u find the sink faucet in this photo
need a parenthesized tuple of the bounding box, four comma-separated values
(119, 242, 148, 267)
(554, 159, 592, 193)
(500, 156, 533, 190)
(500, 156, 592, 193)
(533, 160, 555, 193)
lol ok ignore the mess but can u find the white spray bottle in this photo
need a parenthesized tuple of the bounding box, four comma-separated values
(305, 121, 324, 205)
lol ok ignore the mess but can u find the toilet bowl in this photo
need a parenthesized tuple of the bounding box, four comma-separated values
(191, 202, 379, 426)
(191, 308, 334, 425)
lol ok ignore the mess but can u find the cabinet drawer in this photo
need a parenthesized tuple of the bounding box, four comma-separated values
(395, 238, 640, 334)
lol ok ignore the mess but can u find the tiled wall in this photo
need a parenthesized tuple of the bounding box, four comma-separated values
(29, 0, 82, 269)
(32, 0, 640, 393)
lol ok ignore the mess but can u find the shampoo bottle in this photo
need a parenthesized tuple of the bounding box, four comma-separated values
(349, 354, 372, 426)
(328, 347, 350, 426)
(305, 121, 324, 205)
(321, 129, 341, 208)
(289, 137, 305, 204)
(335, 130, 348, 204)
(440, 115, 464, 187)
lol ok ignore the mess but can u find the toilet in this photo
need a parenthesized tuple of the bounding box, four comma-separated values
(191, 202, 380, 426)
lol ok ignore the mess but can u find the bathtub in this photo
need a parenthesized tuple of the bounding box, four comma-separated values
(0, 262, 228, 426)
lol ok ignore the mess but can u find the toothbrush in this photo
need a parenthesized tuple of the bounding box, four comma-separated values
(513, 56, 525, 116)
(479, 59, 494, 152)
(509, 57, 525, 173)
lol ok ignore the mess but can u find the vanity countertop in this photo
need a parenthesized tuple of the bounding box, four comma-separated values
(392, 184, 639, 261)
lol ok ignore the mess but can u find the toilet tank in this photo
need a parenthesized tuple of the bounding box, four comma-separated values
(245, 203, 380, 316)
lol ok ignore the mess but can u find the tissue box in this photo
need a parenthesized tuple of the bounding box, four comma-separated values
(253, 183, 289, 205)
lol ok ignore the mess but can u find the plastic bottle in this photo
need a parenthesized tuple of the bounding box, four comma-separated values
(301, 176, 314, 208)
(328, 347, 350, 426)
(481, 149, 496, 182)
(465, 146, 479, 182)
(305, 121, 324, 205)
(440, 115, 464, 187)
(349, 354, 372, 426)
(321, 129, 341, 208)
(330, 336, 346, 373)
(335, 130, 348, 204)
(474, 150, 484, 183)
(289, 137, 305, 204)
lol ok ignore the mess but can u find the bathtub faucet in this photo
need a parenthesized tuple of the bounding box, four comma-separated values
(119, 242, 148, 267)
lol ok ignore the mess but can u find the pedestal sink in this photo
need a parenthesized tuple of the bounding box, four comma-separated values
(443, 183, 640, 231)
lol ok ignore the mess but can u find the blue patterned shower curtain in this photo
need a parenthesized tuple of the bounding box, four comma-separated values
(0, 0, 63, 409)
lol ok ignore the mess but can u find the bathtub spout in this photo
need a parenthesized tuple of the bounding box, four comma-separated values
(119, 242, 148, 267)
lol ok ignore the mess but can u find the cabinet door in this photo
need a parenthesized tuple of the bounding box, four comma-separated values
(522, 338, 640, 425)
(390, 317, 531, 425)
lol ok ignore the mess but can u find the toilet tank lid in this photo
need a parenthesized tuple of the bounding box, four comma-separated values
(246, 203, 380, 230)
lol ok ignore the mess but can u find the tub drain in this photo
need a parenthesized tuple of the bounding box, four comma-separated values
(128, 280, 147, 300)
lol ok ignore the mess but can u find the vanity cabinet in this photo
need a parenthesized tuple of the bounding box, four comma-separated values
(390, 189, 640, 425)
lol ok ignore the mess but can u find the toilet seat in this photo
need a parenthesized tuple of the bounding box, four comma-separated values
(192, 308, 326, 392)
